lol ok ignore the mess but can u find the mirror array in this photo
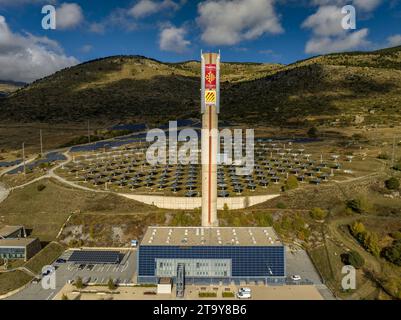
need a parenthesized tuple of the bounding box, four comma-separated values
(60, 140, 351, 197)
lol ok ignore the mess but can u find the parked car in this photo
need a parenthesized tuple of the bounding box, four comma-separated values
(239, 287, 251, 293)
(291, 275, 302, 281)
(237, 291, 251, 299)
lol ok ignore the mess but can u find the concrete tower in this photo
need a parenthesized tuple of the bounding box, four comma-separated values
(201, 51, 220, 227)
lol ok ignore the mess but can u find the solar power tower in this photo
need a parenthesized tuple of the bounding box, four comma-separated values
(201, 51, 220, 227)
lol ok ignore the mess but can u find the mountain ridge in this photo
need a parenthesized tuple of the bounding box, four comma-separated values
(1, 46, 401, 126)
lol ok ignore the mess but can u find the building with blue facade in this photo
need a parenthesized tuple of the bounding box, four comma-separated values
(138, 227, 285, 285)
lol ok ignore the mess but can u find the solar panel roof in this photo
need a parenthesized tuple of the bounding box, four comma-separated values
(68, 250, 121, 264)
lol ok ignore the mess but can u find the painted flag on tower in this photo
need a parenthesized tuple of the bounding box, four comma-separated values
(205, 64, 216, 89)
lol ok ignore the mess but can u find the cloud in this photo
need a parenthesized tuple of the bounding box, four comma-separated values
(80, 44, 93, 53)
(259, 49, 274, 54)
(56, 3, 84, 30)
(302, 5, 371, 54)
(0, 15, 78, 82)
(302, 5, 345, 37)
(89, 8, 139, 33)
(311, 0, 382, 12)
(89, 22, 105, 34)
(159, 25, 190, 53)
(0, 0, 54, 6)
(387, 34, 401, 47)
(129, 0, 182, 18)
(305, 28, 370, 54)
(197, 0, 283, 46)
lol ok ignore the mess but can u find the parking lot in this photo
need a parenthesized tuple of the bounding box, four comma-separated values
(7, 249, 137, 300)
(59, 250, 136, 285)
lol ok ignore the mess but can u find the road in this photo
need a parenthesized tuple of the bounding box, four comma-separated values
(0, 182, 9, 204)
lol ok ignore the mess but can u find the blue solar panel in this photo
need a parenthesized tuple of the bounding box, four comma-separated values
(68, 250, 121, 264)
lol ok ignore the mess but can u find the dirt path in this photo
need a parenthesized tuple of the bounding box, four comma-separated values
(325, 215, 399, 299)
(0, 182, 9, 204)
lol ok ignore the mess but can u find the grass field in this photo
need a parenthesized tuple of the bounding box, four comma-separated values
(0, 271, 33, 296)
(24, 242, 65, 274)
(0, 178, 160, 241)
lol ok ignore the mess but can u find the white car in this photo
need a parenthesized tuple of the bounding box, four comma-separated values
(291, 275, 302, 281)
(237, 291, 251, 299)
(239, 287, 251, 293)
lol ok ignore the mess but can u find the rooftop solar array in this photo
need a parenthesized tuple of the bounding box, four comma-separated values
(68, 250, 121, 264)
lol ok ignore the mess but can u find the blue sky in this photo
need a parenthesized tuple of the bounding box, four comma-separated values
(0, 0, 400, 82)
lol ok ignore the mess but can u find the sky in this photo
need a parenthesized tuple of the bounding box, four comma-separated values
(0, 0, 401, 82)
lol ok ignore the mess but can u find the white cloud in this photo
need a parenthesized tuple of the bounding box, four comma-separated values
(302, 5, 344, 37)
(159, 25, 190, 53)
(302, 4, 371, 54)
(305, 28, 370, 54)
(56, 3, 84, 30)
(0, 16, 78, 82)
(312, 0, 382, 12)
(89, 8, 138, 33)
(387, 34, 401, 47)
(89, 22, 105, 34)
(197, 0, 283, 46)
(129, 0, 181, 19)
(0, 0, 54, 6)
(80, 44, 93, 53)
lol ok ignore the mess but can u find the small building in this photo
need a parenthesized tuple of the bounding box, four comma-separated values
(0, 238, 41, 261)
(157, 277, 172, 294)
(0, 226, 26, 239)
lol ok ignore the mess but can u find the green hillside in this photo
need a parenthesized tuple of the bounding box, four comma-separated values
(1, 47, 401, 126)
(0, 80, 25, 97)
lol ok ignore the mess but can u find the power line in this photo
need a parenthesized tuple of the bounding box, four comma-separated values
(40, 129, 43, 157)
(22, 142, 26, 175)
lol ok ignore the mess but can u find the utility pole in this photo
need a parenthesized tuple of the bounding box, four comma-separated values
(22, 142, 26, 175)
(40, 129, 43, 157)
(87, 120, 91, 144)
(391, 136, 396, 169)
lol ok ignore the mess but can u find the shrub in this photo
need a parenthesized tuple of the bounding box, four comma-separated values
(61, 294, 69, 300)
(350, 221, 366, 236)
(382, 240, 401, 266)
(74, 277, 84, 289)
(37, 184, 46, 192)
(393, 162, 401, 171)
(310, 207, 327, 220)
(377, 153, 390, 160)
(276, 202, 287, 209)
(307, 127, 318, 138)
(284, 176, 298, 191)
(389, 231, 401, 240)
(341, 250, 365, 269)
(346, 197, 371, 214)
(346, 199, 362, 213)
(107, 278, 117, 290)
(385, 177, 400, 190)
(254, 212, 273, 227)
(222, 291, 235, 298)
(199, 292, 217, 298)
